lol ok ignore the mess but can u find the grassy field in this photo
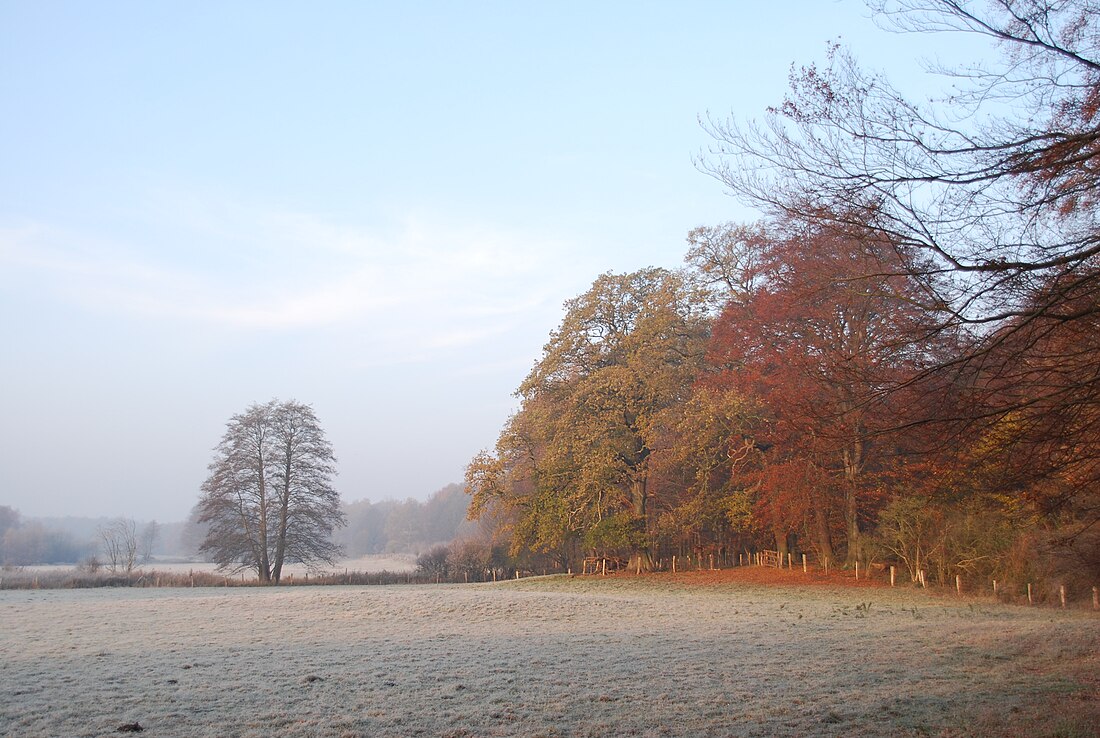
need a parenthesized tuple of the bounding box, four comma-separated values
(1, 572, 1097, 737)
(5, 553, 418, 579)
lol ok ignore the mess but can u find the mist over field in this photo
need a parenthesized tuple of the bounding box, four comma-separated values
(0, 484, 470, 570)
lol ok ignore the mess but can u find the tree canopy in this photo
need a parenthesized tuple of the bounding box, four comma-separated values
(467, 268, 710, 568)
(197, 399, 344, 583)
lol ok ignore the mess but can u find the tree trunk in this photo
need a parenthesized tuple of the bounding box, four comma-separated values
(631, 476, 653, 571)
(257, 461, 272, 583)
(631, 476, 647, 519)
(774, 527, 789, 563)
(812, 498, 834, 563)
(844, 483, 861, 566)
(271, 457, 292, 584)
(842, 439, 863, 567)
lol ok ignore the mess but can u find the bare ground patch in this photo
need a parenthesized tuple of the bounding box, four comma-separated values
(1, 576, 1096, 737)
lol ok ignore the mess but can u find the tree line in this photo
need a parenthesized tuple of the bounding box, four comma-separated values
(1, 486, 471, 571)
(0, 506, 90, 566)
(465, 0, 1100, 592)
(332, 484, 473, 557)
(0, 507, 161, 571)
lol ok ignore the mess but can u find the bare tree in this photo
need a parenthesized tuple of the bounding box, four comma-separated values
(0, 505, 18, 537)
(701, 1, 1100, 331)
(684, 221, 767, 309)
(99, 518, 138, 574)
(416, 545, 451, 582)
(139, 521, 159, 564)
(197, 399, 344, 583)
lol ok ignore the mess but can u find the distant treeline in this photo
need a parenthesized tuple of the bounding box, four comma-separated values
(1, 485, 472, 567)
(0, 506, 92, 565)
(186, 483, 475, 560)
(331, 483, 473, 557)
(0, 507, 185, 567)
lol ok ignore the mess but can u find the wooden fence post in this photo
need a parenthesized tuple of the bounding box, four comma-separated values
(672, 555, 677, 573)
(1027, 582, 1032, 604)
(1060, 585, 1066, 608)
(1093, 586, 1098, 611)
(890, 566, 895, 587)
(992, 579, 998, 595)
(855, 561, 859, 580)
(802, 554, 807, 573)
(709, 554, 714, 571)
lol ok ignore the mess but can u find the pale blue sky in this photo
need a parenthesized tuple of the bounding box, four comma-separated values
(0, 1, 977, 521)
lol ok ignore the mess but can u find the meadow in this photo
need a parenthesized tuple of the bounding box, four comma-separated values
(1, 572, 1096, 737)
(3, 554, 418, 580)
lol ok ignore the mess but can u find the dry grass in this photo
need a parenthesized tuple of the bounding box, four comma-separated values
(1, 573, 1097, 737)
(0, 567, 421, 590)
(0, 554, 418, 589)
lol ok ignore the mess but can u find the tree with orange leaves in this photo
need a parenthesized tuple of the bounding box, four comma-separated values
(704, 215, 940, 565)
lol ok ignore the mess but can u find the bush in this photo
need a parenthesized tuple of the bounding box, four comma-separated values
(416, 545, 450, 581)
(874, 498, 1015, 586)
(450, 540, 492, 582)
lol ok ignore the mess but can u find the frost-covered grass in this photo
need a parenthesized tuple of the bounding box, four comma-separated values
(4, 553, 418, 579)
(1, 575, 1096, 737)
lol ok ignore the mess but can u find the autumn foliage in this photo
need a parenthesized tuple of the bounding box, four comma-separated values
(466, 1, 1100, 590)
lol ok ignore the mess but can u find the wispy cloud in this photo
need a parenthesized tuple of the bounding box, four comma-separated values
(0, 199, 590, 365)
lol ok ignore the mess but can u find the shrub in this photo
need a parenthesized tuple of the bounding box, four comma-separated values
(416, 545, 450, 581)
